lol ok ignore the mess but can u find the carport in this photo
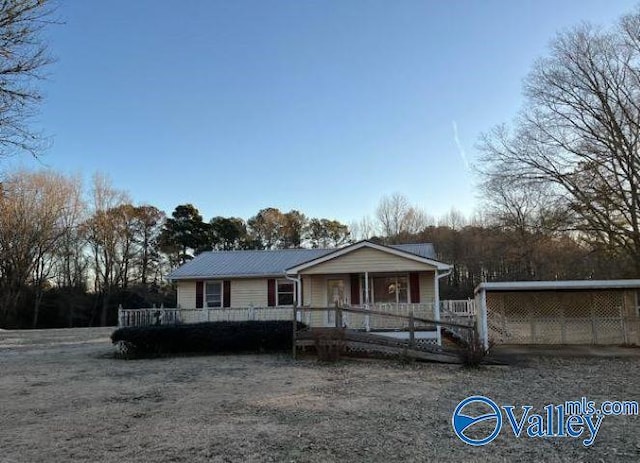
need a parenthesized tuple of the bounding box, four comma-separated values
(475, 280, 640, 348)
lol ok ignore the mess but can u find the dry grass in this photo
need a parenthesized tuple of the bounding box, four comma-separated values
(0, 328, 639, 462)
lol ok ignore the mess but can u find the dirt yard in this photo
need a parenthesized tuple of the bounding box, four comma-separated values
(0, 328, 639, 462)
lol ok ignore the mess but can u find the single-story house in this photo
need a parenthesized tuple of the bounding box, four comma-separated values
(168, 240, 451, 310)
(167, 240, 453, 343)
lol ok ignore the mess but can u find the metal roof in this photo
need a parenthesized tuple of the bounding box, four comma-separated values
(391, 243, 437, 259)
(167, 248, 333, 280)
(168, 242, 439, 280)
(475, 279, 640, 293)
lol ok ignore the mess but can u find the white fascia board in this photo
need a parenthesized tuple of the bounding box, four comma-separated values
(474, 279, 640, 294)
(168, 273, 285, 281)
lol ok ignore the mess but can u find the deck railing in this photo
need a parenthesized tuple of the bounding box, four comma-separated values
(118, 306, 294, 327)
(293, 305, 476, 357)
(297, 303, 436, 331)
(118, 306, 182, 327)
(118, 301, 476, 329)
(440, 299, 476, 316)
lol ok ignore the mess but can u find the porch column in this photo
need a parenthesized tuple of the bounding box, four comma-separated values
(478, 288, 489, 351)
(433, 272, 441, 346)
(296, 277, 302, 322)
(364, 272, 369, 305)
(364, 271, 370, 331)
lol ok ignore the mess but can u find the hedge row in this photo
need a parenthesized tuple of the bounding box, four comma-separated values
(111, 321, 304, 357)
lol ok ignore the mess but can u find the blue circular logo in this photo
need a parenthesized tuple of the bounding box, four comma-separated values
(452, 395, 502, 446)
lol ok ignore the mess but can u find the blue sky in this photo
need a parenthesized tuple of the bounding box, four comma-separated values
(9, 0, 638, 224)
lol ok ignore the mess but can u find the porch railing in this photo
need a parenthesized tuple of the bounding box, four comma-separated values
(293, 305, 476, 357)
(118, 306, 182, 327)
(118, 306, 293, 327)
(118, 301, 476, 329)
(440, 299, 476, 316)
(299, 303, 436, 331)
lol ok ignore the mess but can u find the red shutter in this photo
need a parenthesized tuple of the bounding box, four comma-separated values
(350, 274, 360, 306)
(409, 273, 420, 303)
(267, 279, 276, 307)
(195, 281, 203, 308)
(223, 280, 231, 307)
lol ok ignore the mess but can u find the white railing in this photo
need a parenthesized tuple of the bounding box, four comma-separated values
(328, 303, 436, 331)
(118, 306, 182, 327)
(118, 302, 470, 330)
(440, 299, 476, 316)
(439, 300, 477, 344)
(118, 306, 294, 327)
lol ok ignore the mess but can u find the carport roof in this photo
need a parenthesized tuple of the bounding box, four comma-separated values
(475, 279, 640, 294)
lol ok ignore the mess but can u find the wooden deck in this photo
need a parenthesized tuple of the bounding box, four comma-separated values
(117, 303, 478, 364)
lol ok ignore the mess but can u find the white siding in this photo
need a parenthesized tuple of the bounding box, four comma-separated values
(309, 275, 325, 307)
(231, 279, 269, 307)
(419, 272, 436, 307)
(301, 277, 313, 306)
(177, 281, 197, 309)
(300, 247, 437, 274)
(176, 271, 436, 310)
(177, 278, 269, 309)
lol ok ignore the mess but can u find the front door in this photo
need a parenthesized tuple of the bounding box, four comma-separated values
(326, 279, 346, 326)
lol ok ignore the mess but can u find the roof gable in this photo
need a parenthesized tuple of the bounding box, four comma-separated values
(285, 240, 450, 273)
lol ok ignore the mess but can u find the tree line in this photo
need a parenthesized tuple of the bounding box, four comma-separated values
(0, 170, 352, 328)
(160, 205, 350, 266)
(0, 171, 637, 327)
(0, 169, 631, 328)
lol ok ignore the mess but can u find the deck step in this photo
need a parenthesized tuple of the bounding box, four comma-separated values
(343, 341, 463, 364)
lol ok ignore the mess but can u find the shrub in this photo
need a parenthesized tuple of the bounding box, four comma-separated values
(111, 321, 305, 358)
(313, 329, 345, 362)
(459, 329, 489, 368)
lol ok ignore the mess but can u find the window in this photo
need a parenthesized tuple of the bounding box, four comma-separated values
(205, 281, 222, 308)
(372, 276, 408, 304)
(277, 280, 295, 306)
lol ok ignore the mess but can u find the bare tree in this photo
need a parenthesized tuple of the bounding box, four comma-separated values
(479, 9, 640, 275)
(403, 206, 432, 234)
(482, 176, 571, 279)
(0, 0, 55, 158)
(0, 169, 80, 327)
(375, 193, 430, 241)
(349, 215, 376, 241)
(376, 193, 410, 237)
(131, 205, 165, 285)
(53, 174, 87, 290)
(438, 208, 467, 231)
(85, 174, 130, 326)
